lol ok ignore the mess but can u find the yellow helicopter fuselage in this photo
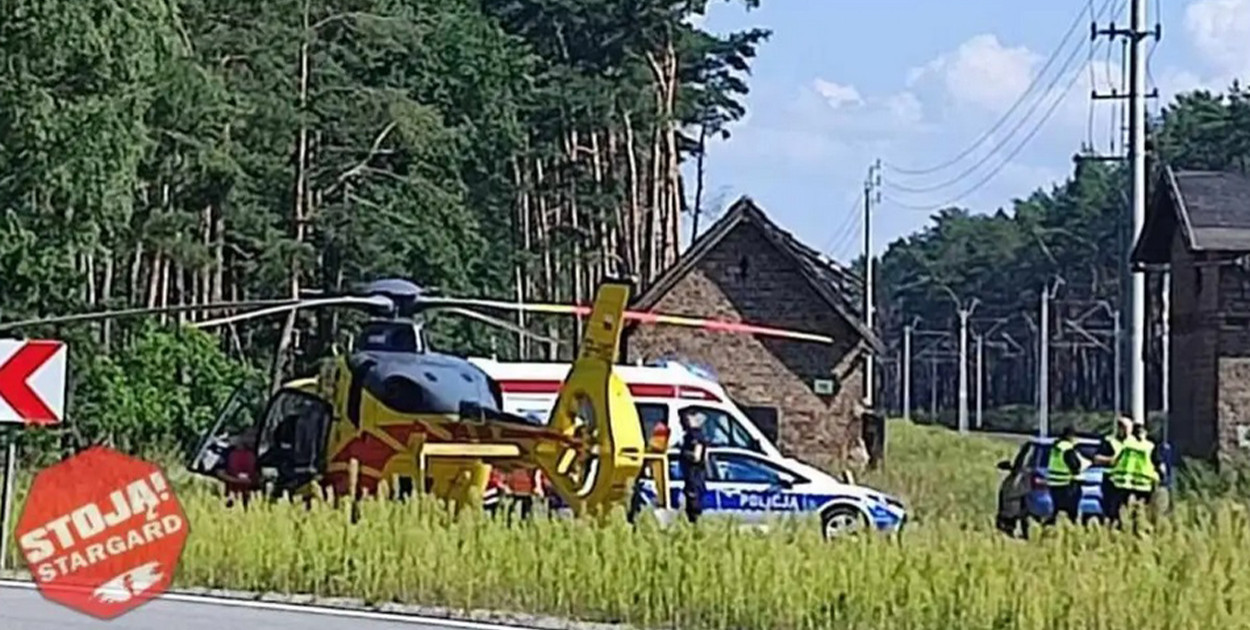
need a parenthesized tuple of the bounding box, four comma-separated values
(267, 281, 661, 516)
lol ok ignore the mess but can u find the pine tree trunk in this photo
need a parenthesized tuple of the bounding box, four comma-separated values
(567, 129, 584, 340)
(692, 123, 708, 243)
(272, 12, 312, 393)
(623, 112, 641, 283)
(536, 158, 553, 304)
(511, 156, 530, 360)
(101, 250, 114, 351)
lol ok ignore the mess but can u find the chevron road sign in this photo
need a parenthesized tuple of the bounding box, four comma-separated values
(0, 339, 67, 426)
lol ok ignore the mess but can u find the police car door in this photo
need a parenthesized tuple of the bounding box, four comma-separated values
(706, 450, 803, 525)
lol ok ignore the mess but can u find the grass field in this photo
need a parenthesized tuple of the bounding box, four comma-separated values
(6, 421, 1250, 629)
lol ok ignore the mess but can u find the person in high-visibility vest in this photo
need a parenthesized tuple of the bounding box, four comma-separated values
(1093, 416, 1132, 522)
(1045, 425, 1086, 524)
(1106, 419, 1164, 525)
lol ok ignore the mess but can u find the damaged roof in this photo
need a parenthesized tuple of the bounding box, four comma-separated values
(632, 196, 885, 353)
(1132, 166, 1250, 265)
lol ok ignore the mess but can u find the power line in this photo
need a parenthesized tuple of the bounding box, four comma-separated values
(821, 193, 863, 259)
(883, 36, 1112, 212)
(884, 0, 1120, 197)
(883, 0, 1113, 177)
(829, 210, 863, 262)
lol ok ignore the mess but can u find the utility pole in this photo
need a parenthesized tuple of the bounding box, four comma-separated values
(863, 160, 881, 409)
(975, 333, 984, 430)
(1113, 307, 1122, 415)
(1093, 0, 1160, 428)
(956, 302, 979, 434)
(1039, 278, 1063, 437)
(929, 355, 937, 419)
(1128, 0, 1149, 427)
(935, 285, 978, 434)
(903, 323, 912, 422)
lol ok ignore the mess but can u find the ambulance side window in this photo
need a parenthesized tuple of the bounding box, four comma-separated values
(635, 403, 669, 440)
(685, 406, 757, 450)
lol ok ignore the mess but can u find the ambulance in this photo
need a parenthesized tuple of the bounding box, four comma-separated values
(466, 357, 783, 459)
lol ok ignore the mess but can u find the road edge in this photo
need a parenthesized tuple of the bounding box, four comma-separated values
(0, 571, 638, 630)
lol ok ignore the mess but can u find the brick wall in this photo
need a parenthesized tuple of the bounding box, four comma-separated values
(1217, 261, 1250, 464)
(624, 221, 866, 464)
(1168, 229, 1216, 459)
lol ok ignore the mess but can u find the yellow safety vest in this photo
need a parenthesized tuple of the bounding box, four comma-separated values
(1047, 439, 1082, 486)
(1109, 436, 1159, 492)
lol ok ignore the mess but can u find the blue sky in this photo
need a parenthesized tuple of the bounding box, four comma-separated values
(681, 0, 1250, 262)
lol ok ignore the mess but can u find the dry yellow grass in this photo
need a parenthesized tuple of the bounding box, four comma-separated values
(5, 422, 1250, 630)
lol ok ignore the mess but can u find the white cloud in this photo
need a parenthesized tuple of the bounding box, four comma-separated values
(813, 79, 864, 109)
(908, 34, 1043, 113)
(883, 91, 924, 127)
(1185, 0, 1250, 83)
(806, 79, 927, 133)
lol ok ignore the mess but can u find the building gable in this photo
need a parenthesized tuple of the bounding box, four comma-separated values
(631, 196, 884, 354)
(1133, 165, 1250, 267)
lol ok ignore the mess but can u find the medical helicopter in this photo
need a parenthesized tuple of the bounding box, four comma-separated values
(0, 277, 842, 518)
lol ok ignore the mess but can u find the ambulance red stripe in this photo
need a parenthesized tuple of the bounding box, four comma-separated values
(496, 379, 721, 402)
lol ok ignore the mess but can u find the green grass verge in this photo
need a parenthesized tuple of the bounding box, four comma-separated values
(4, 421, 1249, 630)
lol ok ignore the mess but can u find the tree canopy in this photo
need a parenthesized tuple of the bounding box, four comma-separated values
(0, 0, 768, 456)
(872, 82, 1250, 432)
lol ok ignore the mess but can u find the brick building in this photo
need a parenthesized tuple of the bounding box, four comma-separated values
(1131, 165, 1250, 468)
(623, 197, 884, 465)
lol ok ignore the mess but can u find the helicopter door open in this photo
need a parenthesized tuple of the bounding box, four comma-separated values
(187, 381, 267, 478)
(255, 387, 333, 494)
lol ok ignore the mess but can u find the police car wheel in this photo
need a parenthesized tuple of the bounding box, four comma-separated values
(821, 506, 867, 539)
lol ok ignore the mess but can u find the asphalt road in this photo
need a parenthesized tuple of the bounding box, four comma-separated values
(0, 583, 532, 630)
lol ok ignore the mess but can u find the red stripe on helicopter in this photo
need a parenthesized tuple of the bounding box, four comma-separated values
(497, 379, 721, 402)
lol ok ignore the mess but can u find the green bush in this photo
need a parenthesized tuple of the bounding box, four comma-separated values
(15, 323, 259, 466)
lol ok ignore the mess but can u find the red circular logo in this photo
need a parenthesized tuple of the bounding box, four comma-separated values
(14, 446, 189, 620)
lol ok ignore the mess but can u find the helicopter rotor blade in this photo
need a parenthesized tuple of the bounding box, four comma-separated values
(419, 297, 836, 345)
(0, 299, 301, 333)
(427, 306, 568, 348)
(192, 295, 396, 329)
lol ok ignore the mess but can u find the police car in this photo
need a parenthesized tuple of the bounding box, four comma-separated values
(633, 446, 907, 539)
(469, 356, 906, 537)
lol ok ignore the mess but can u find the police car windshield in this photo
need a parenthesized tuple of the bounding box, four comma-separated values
(689, 407, 756, 450)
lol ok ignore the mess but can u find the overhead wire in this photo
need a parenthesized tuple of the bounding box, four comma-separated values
(1145, 0, 1162, 118)
(882, 0, 1112, 177)
(883, 33, 1113, 213)
(821, 192, 863, 260)
(883, 0, 1118, 196)
(829, 203, 864, 262)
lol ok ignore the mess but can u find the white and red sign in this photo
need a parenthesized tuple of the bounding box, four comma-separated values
(15, 447, 189, 620)
(0, 339, 66, 425)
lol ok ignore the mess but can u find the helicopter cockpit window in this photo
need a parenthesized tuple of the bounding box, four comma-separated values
(257, 388, 332, 478)
(358, 322, 419, 353)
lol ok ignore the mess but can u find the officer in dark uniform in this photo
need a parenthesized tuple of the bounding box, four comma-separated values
(678, 409, 709, 524)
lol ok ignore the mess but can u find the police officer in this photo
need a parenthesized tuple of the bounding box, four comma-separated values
(678, 409, 709, 524)
(1045, 425, 1085, 524)
(1107, 419, 1164, 526)
(1092, 416, 1131, 523)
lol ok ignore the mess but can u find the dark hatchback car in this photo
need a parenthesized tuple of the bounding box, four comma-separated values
(994, 435, 1173, 537)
